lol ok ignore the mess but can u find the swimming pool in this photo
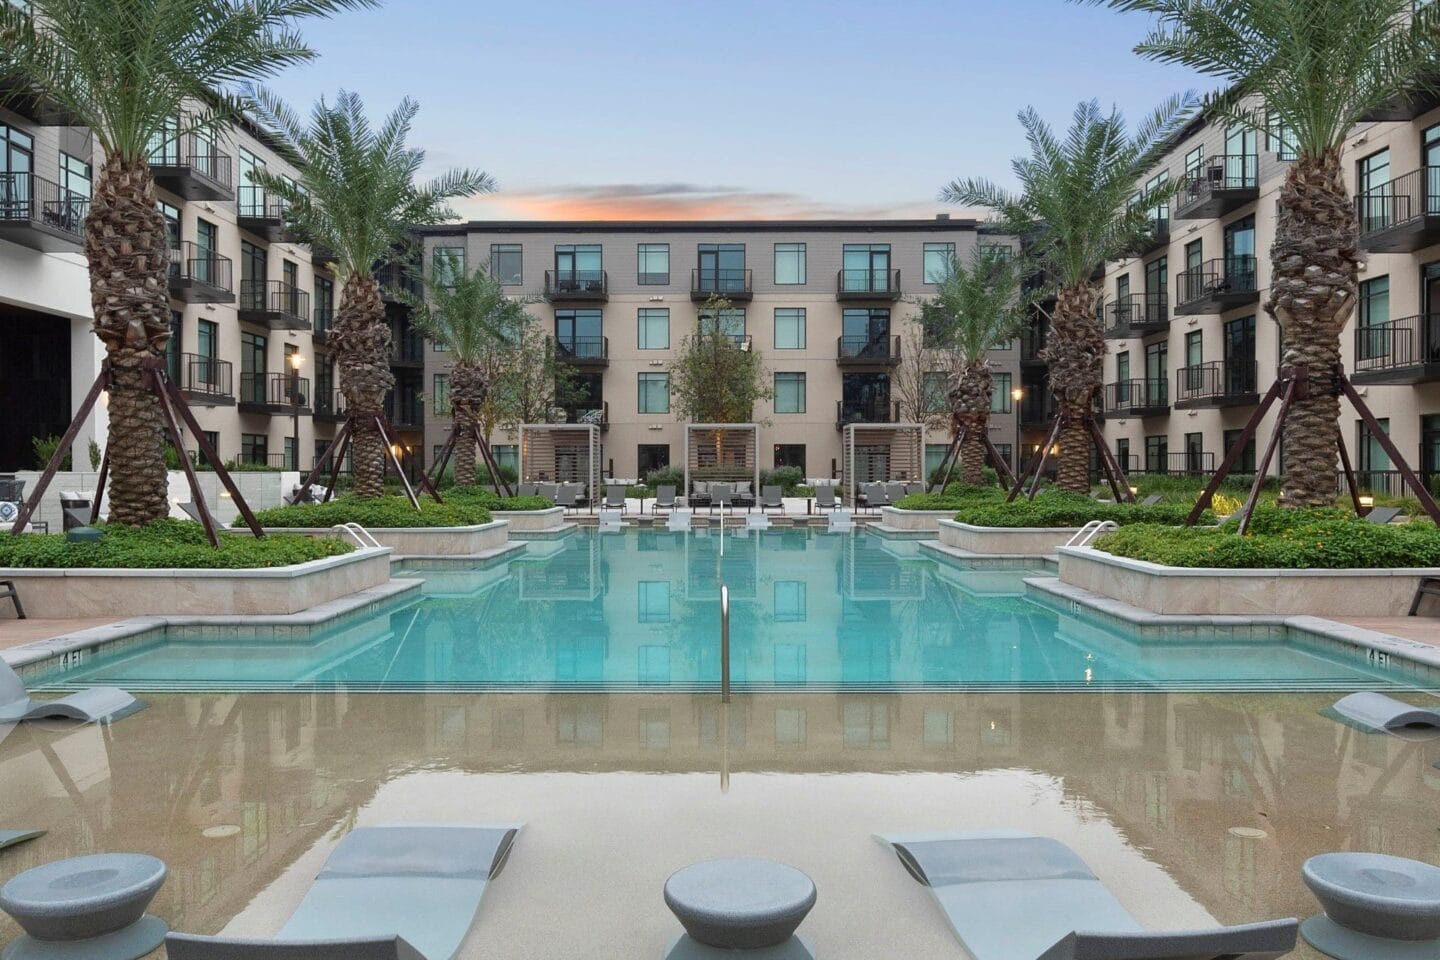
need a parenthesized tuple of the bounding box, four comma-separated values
(29, 528, 1419, 692)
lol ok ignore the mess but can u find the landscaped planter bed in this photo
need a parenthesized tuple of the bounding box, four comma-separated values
(0, 547, 393, 618)
(938, 519, 1082, 556)
(879, 507, 955, 531)
(259, 520, 509, 556)
(491, 507, 567, 531)
(1056, 546, 1438, 617)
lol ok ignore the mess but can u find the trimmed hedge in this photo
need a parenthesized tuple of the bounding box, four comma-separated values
(894, 484, 1004, 512)
(1095, 506, 1440, 569)
(444, 486, 554, 511)
(954, 490, 1209, 528)
(243, 495, 492, 529)
(0, 519, 351, 569)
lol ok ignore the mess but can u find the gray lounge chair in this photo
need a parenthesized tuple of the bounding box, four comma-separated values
(885, 482, 907, 505)
(1, 657, 139, 724)
(814, 486, 838, 511)
(654, 485, 678, 513)
(166, 823, 521, 960)
(605, 484, 628, 512)
(1140, 494, 1162, 506)
(905, 482, 924, 496)
(517, 483, 538, 498)
(537, 483, 559, 501)
(554, 485, 579, 513)
(761, 485, 783, 513)
(711, 483, 735, 514)
(1326, 692, 1440, 736)
(1365, 506, 1402, 524)
(879, 830, 1297, 960)
(0, 829, 44, 852)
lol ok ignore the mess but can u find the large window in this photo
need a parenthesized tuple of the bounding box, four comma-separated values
(314, 276, 334, 332)
(841, 243, 891, 293)
(922, 372, 948, 415)
(555, 309, 603, 358)
(774, 243, 806, 285)
(1184, 145, 1204, 178)
(1358, 275, 1391, 360)
(774, 372, 806, 414)
(1358, 149, 1392, 232)
(157, 201, 180, 251)
(555, 244, 602, 285)
(638, 308, 669, 349)
(637, 243, 669, 284)
(241, 433, 268, 466)
(489, 244, 521, 284)
(1222, 428, 1257, 473)
(432, 374, 450, 416)
(59, 152, 91, 200)
(990, 372, 1013, 413)
(433, 246, 465, 286)
(923, 243, 955, 284)
(774, 308, 805, 349)
(1358, 417, 1393, 475)
(699, 307, 746, 340)
(638, 373, 670, 414)
(1145, 435, 1168, 474)
(1267, 113, 1297, 161)
(696, 243, 746, 294)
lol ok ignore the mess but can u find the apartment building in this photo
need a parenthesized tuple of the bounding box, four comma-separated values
(0, 81, 426, 475)
(416, 219, 1020, 482)
(1095, 89, 1440, 490)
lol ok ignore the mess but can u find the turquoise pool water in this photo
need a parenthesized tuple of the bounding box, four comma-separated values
(34, 528, 1417, 692)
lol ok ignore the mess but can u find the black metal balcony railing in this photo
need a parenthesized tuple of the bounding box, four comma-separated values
(0, 172, 88, 238)
(385, 397, 424, 427)
(1019, 393, 1058, 425)
(1175, 154, 1259, 218)
(836, 268, 901, 298)
(1105, 292, 1169, 336)
(1103, 378, 1169, 415)
(168, 241, 233, 291)
(544, 269, 608, 298)
(691, 268, 753, 299)
(1354, 314, 1440, 379)
(179, 354, 232, 399)
(392, 332, 424, 365)
(240, 279, 310, 323)
(148, 136, 233, 192)
(836, 335, 900, 363)
(1175, 256, 1258, 310)
(237, 184, 287, 221)
(835, 399, 900, 428)
(1135, 215, 1170, 253)
(314, 390, 346, 419)
(1019, 327, 1047, 364)
(1174, 360, 1258, 406)
(1137, 451, 1216, 476)
(556, 336, 608, 362)
(376, 261, 422, 301)
(1356, 167, 1440, 243)
(239, 372, 310, 408)
(563, 402, 609, 430)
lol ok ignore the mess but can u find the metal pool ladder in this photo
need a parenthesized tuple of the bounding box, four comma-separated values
(720, 583, 731, 703)
(1065, 520, 1118, 548)
(333, 522, 381, 549)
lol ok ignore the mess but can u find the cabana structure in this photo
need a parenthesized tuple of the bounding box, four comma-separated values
(684, 423, 760, 505)
(842, 422, 924, 505)
(519, 424, 601, 500)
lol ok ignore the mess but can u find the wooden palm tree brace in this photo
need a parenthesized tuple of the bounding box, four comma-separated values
(425, 421, 515, 498)
(1187, 363, 1440, 534)
(9, 359, 265, 548)
(1005, 406, 1135, 504)
(929, 414, 1017, 492)
(299, 413, 439, 509)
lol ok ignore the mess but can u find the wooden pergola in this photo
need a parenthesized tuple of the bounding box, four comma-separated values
(519, 423, 601, 498)
(684, 423, 760, 499)
(842, 422, 924, 505)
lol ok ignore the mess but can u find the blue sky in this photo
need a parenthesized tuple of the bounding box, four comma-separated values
(266, 0, 1207, 220)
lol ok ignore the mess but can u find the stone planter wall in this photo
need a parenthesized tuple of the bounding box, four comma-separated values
(938, 519, 1082, 556)
(879, 507, 954, 531)
(0, 548, 392, 618)
(261, 520, 509, 556)
(491, 507, 566, 532)
(1057, 546, 1438, 617)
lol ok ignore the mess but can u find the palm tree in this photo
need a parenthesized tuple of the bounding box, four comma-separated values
(399, 253, 533, 486)
(0, 0, 371, 525)
(941, 97, 1194, 491)
(245, 89, 493, 497)
(916, 246, 1034, 485)
(1095, 0, 1440, 506)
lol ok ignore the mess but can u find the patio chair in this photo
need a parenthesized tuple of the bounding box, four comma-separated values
(877, 830, 1297, 960)
(710, 483, 735, 514)
(598, 509, 624, 529)
(828, 509, 854, 532)
(1365, 506, 1402, 525)
(165, 823, 522, 960)
(666, 509, 693, 531)
(0, 829, 44, 852)
(1, 657, 139, 724)
(537, 483, 559, 501)
(517, 483, 538, 498)
(604, 484, 628, 512)
(814, 486, 839, 511)
(885, 482, 908, 505)
(905, 482, 924, 496)
(689, 481, 712, 508)
(761, 485, 783, 513)
(654, 485, 678, 513)
(745, 511, 770, 530)
(863, 483, 890, 511)
(733, 481, 755, 509)
(554, 485, 579, 513)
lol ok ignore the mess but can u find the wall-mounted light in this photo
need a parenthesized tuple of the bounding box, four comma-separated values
(1011, 387, 1023, 401)
(1359, 494, 1375, 508)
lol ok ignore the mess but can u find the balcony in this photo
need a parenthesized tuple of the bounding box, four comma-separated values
(0, 173, 86, 252)
(313, 389, 346, 422)
(149, 138, 233, 201)
(238, 373, 310, 415)
(1174, 360, 1259, 409)
(563, 402, 609, 432)
(237, 185, 287, 242)
(556, 336, 609, 367)
(1103, 292, 1169, 338)
(1356, 167, 1440, 253)
(385, 396, 424, 431)
(835, 399, 901, 431)
(1132, 215, 1170, 257)
(1358, 75, 1440, 122)
(836, 268, 901, 301)
(836, 335, 901, 366)
(1018, 393, 1057, 427)
(239, 280, 310, 330)
(391, 331, 424, 368)
(1352, 314, 1440, 384)
(691, 269, 753, 302)
(1174, 155, 1259, 220)
(167, 242, 234, 304)
(376, 261, 421, 303)
(544, 269, 608, 302)
(1102, 379, 1168, 418)
(1174, 256, 1259, 315)
(1019, 327, 1047, 366)
(178, 354, 233, 406)
(312, 307, 333, 345)
(1136, 451, 1216, 476)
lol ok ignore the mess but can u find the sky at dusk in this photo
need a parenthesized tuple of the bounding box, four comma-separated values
(264, 0, 1208, 221)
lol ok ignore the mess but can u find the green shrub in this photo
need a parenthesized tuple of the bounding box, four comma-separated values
(242, 495, 492, 529)
(759, 466, 805, 495)
(644, 466, 685, 490)
(0, 519, 351, 569)
(224, 458, 283, 473)
(894, 485, 1006, 512)
(955, 489, 1209, 528)
(1096, 506, 1440, 569)
(1109, 473, 1279, 503)
(31, 435, 71, 471)
(443, 485, 553, 511)
(928, 463, 1001, 489)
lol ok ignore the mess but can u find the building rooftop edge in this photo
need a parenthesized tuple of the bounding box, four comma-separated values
(413, 217, 990, 235)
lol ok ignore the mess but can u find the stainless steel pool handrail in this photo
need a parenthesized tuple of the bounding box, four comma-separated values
(720, 583, 731, 703)
(333, 522, 381, 549)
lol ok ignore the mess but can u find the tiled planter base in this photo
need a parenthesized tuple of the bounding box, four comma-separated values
(263, 520, 509, 556)
(938, 519, 1081, 556)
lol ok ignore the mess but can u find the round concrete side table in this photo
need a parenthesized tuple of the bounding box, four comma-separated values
(1301, 852, 1440, 960)
(0, 853, 167, 960)
(663, 858, 816, 959)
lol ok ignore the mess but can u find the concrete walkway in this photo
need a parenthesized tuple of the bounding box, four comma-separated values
(0, 617, 120, 652)
(1337, 617, 1440, 650)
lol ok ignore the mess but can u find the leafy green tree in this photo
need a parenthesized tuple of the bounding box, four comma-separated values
(668, 295, 773, 423)
(1094, 0, 1440, 506)
(245, 89, 492, 497)
(0, 0, 370, 524)
(941, 96, 1194, 491)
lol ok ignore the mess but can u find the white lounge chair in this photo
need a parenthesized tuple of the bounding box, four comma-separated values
(666, 509, 693, 531)
(1, 657, 139, 724)
(828, 509, 854, 532)
(745, 512, 770, 530)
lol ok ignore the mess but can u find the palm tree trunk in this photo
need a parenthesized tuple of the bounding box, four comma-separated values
(1267, 149, 1359, 507)
(86, 156, 172, 526)
(1044, 282, 1104, 492)
(448, 361, 488, 487)
(949, 361, 993, 486)
(330, 273, 394, 499)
